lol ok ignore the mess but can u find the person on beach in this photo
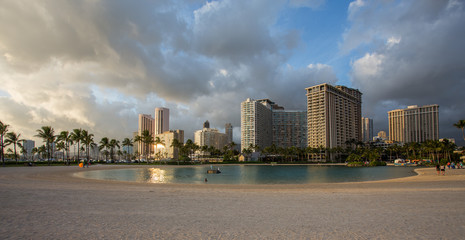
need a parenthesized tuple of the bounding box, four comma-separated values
(204, 178, 208, 183)
(440, 165, 446, 175)
(436, 164, 440, 175)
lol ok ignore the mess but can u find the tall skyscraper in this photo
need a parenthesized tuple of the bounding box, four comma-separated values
(22, 140, 35, 155)
(272, 110, 307, 149)
(138, 114, 154, 157)
(154, 107, 169, 135)
(388, 104, 439, 143)
(241, 98, 273, 151)
(225, 123, 233, 144)
(306, 83, 362, 149)
(241, 98, 306, 152)
(361, 117, 373, 142)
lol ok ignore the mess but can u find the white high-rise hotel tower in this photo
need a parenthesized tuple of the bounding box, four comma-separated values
(306, 83, 362, 149)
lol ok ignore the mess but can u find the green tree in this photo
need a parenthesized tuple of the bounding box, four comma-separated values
(57, 131, 73, 165)
(56, 141, 67, 163)
(109, 139, 120, 161)
(5, 132, 24, 163)
(81, 130, 95, 165)
(99, 137, 110, 162)
(122, 138, 133, 161)
(134, 135, 143, 162)
(140, 130, 153, 163)
(70, 129, 84, 163)
(453, 120, 465, 142)
(1, 121, 10, 166)
(35, 126, 56, 165)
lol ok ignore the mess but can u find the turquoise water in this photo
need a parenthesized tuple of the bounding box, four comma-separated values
(75, 165, 418, 184)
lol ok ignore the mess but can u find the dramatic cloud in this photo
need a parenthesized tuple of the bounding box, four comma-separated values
(346, 0, 465, 144)
(0, 0, 332, 145)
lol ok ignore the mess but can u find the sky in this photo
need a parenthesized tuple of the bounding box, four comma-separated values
(1, 0, 464, 147)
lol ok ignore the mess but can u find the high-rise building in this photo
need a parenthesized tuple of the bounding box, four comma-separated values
(195, 127, 228, 150)
(241, 98, 273, 151)
(138, 114, 154, 157)
(306, 83, 362, 149)
(361, 117, 373, 142)
(22, 140, 35, 155)
(388, 104, 439, 143)
(155, 130, 184, 160)
(241, 98, 306, 152)
(203, 120, 210, 129)
(154, 107, 169, 135)
(225, 123, 233, 144)
(272, 110, 307, 149)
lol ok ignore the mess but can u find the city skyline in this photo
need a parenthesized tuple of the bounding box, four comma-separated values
(1, 1, 464, 146)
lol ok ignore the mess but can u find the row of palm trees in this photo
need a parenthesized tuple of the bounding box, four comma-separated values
(0, 121, 136, 166)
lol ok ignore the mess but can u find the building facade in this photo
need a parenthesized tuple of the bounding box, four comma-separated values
(138, 114, 154, 157)
(154, 107, 169, 135)
(272, 110, 307, 149)
(240, 98, 273, 151)
(155, 130, 184, 160)
(195, 126, 228, 150)
(225, 123, 233, 144)
(361, 117, 373, 142)
(306, 83, 362, 149)
(388, 105, 439, 143)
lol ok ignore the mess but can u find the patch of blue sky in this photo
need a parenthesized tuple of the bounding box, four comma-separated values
(276, 1, 354, 85)
(0, 89, 11, 97)
(90, 84, 137, 107)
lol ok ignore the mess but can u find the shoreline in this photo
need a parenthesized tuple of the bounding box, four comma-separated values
(2, 165, 465, 239)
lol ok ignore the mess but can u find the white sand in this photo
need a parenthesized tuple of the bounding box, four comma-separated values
(1, 165, 465, 239)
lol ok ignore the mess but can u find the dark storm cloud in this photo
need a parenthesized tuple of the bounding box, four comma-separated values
(346, 0, 465, 145)
(2, 0, 335, 141)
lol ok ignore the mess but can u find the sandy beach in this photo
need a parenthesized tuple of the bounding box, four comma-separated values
(1, 165, 465, 239)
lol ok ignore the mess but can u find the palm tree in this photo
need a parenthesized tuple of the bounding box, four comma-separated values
(140, 130, 153, 163)
(56, 141, 67, 163)
(81, 130, 95, 165)
(70, 129, 84, 163)
(5, 132, 24, 163)
(31, 147, 38, 162)
(134, 135, 143, 162)
(153, 137, 165, 161)
(122, 138, 133, 161)
(57, 131, 73, 165)
(99, 137, 110, 162)
(37, 145, 47, 161)
(109, 139, 120, 161)
(453, 120, 465, 141)
(1, 120, 10, 166)
(35, 126, 56, 165)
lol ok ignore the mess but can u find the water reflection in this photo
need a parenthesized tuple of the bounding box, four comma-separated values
(76, 166, 417, 184)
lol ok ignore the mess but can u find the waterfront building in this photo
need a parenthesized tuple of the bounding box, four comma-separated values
(362, 117, 373, 142)
(272, 109, 307, 149)
(22, 140, 35, 156)
(225, 123, 233, 144)
(306, 83, 362, 149)
(195, 123, 228, 150)
(240, 98, 273, 151)
(138, 114, 154, 157)
(154, 107, 169, 135)
(388, 105, 439, 143)
(156, 130, 184, 160)
(241, 98, 307, 152)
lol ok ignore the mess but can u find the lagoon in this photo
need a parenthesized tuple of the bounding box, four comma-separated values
(75, 165, 418, 184)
